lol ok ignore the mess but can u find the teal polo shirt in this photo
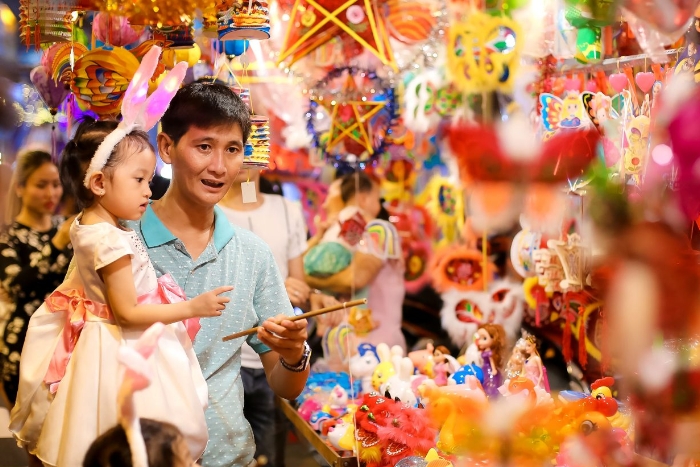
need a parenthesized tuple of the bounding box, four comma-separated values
(127, 204, 294, 467)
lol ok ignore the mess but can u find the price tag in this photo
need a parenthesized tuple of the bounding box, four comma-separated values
(241, 181, 257, 204)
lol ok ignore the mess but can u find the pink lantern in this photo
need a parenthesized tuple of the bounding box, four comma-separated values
(92, 13, 140, 47)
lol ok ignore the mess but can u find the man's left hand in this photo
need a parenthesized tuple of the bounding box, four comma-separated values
(257, 314, 309, 365)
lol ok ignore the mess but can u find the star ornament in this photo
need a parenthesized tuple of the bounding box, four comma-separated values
(324, 75, 386, 156)
(278, 0, 396, 70)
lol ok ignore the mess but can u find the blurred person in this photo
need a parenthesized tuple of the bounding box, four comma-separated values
(306, 172, 406, 351)
(0, 150, 72, 407)
(220, 168, 338, 467)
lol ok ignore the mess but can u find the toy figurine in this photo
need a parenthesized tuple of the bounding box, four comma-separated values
(349, 343, 380, 394)
(522, 333, 550, 391)
(475, 324, 506, 398)
(504, 337, 528, 380)
(432, 346, 461, 387)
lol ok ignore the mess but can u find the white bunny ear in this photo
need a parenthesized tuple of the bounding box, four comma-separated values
(390, 345, 404, 358)
(400, 358, 415, 380)
(376, 343, 391, 362)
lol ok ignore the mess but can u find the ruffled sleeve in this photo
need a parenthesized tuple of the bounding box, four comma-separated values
(93, 226, 135, 271)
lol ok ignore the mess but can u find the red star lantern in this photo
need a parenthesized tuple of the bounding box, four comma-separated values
(322, 75, 387, 156)
(278, 0, 396, 70)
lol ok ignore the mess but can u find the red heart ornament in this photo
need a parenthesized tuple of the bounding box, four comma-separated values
(609, 73, 628, 93)
(635, 72, 656, 93)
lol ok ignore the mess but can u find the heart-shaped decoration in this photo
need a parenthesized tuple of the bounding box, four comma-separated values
(585, 80, 598, 92)
(609, 73, 628, 93)
(635, 72, 656, 93)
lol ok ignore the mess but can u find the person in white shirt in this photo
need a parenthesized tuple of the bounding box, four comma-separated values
(219, 169, 337, 467)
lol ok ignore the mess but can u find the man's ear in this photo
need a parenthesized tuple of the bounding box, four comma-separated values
(88, 171, 107, 197)
(157, 133, 174, 165)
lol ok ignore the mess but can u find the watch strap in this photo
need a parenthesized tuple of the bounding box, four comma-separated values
(280, 341, 311, 372)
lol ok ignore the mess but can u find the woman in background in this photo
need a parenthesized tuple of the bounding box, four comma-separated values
(0, 150, 73, 407)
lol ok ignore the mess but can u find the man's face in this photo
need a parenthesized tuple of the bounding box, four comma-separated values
(158, 123, 245, 208)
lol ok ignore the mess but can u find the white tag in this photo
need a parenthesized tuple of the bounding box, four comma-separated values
(241, 181, 257, 204)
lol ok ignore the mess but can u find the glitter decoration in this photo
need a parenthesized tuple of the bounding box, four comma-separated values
(92, 0, 218, 27)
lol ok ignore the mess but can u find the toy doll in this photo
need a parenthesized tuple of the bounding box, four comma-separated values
(475, 324, 506, 398)
(522, 333, 550, 391)
(432, 345, 461, 387)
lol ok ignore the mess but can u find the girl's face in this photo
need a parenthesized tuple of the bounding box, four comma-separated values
(100, 148, 156, 221)
(17, 162, 62, 218)
(476, 328, 493, 350)
(525, 340, 536, 354)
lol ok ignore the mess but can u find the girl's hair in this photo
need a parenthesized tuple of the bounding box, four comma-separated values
(479, 323, 506, 369)
(4, 150, 54, 226)
(83, 418, 184, 467)
(60, 118, 153, 211)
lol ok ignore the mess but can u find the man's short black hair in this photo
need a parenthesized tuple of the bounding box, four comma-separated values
(340, 171, 376, 204)
(161, 82, 252, 145)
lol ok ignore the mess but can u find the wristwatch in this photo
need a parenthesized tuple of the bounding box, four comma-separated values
(280, 341, 311, 372)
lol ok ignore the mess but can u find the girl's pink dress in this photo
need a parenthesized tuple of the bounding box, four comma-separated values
(10, 219, 208, 467)
(524, 356, 550, 391)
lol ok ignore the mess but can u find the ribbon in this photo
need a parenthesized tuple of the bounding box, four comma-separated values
(137, 274, 200, 342)
(44, 289, 112, 394)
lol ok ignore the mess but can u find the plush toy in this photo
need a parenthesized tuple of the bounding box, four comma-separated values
(349, 343, 381, 394)
(372, 344, 403, 391)
(381, 356, 418, 406)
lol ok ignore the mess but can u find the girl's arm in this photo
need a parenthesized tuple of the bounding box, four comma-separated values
(100, 255, 232, 328)
(535, 356, 543, 386)
(490, 356, 497, 374)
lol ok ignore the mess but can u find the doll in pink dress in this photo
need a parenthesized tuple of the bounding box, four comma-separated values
(10, 47, 231, 467)
(522, 333, 550, 391)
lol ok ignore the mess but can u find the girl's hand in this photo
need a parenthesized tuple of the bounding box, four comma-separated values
(189, 286, 233, 318)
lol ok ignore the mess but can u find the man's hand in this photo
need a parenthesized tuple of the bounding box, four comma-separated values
(284, 277, 311, 307)
(257, 314, 309, 365)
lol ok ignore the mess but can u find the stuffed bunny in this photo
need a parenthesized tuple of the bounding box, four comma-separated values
(371, 344, 403, 391)
(381, 356, 418, 407)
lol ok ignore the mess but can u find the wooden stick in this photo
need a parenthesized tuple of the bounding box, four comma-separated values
(221, 299, 367, 342)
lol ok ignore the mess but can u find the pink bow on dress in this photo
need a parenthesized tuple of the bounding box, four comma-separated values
(137, 274, 201, 342)
(44, 289, 113, 394)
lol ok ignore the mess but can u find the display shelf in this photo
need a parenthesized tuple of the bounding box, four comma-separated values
(279, 398, 359, 467)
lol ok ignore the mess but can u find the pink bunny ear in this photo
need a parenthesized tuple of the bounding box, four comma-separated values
(140, 61, 188, 131)
(117, 323, 166, 467)
(121, 46, 163, 128)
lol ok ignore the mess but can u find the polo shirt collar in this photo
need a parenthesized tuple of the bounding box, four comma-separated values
(140, 203, 235, 252)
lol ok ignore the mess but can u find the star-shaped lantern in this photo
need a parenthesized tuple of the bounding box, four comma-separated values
(322, 75, 387, 156)
(279, 0, 396, 70)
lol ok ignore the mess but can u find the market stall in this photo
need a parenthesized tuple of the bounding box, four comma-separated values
(2, 0, 700, 466)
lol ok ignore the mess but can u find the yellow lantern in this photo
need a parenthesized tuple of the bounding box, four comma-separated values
(162, 43, 201, 68)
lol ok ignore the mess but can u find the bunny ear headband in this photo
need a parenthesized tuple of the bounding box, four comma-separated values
(83, 46, 188, 188)
(117, 322, 166, 467)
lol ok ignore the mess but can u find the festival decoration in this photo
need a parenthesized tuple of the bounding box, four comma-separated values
(278, 0, 397, 70)
(306, 67, 398, 164)
(19, 0, 77, 48)
(244, 115, 271, 168)
(416, 176, 465, 248)
(68, 47, 141, 118)
(447, 11, 522, 93)
(92, 0, 218, 27)
(447, 117, 600, 232)
(92, 13, 141, 47)
(30, 65, 70, 116)
(218, 1, 271, 40)
(440, 279, 525, 350)
(385, 0, 439, 45)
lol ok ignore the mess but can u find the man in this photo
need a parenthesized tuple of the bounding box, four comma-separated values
(306, 173, 406, 351)
(219, 168, 337, 467)
(132, 82, 310, 467)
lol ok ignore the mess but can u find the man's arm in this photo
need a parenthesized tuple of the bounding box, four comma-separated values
(305, 251, 384, 295)
(258, 318, 310, 400)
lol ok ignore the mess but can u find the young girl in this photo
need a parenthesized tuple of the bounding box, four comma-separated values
(10, 47, 228, 467)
